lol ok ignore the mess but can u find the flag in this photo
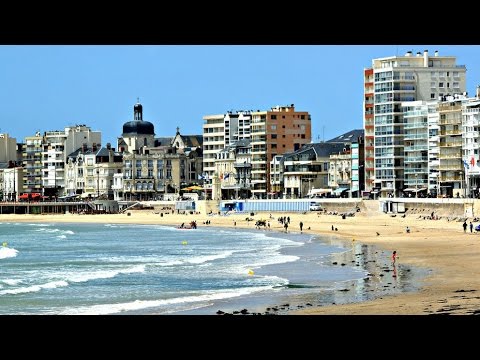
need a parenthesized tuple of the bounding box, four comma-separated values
(198, 174, 205, 180)
(224, 172, 230, 180)
(463, 160, 470, 170)
(471, 157, 476, 167)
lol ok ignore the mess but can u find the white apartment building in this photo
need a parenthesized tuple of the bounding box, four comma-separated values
(364, 50, 466, 198)
(462, 89, 480, 197)
(42, 125, 101, 197)
(0, 133, 17, 163)
(202, 110, 251, 198)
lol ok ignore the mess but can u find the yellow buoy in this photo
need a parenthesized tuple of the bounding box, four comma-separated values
(2, 242, 7, 247)
(248, 269, 254, 276)
(181, 241, 188, 245)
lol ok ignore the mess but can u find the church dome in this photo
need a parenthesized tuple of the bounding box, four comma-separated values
(122, 99, 154, 136)
(122, 120, 154, 136)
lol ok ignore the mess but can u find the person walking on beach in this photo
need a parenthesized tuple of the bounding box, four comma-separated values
(299, 221, 303, 233)
(392, 251, 397, 265)
(284, 222, 288, 233)
(470, 222, 473, 233)
(463, 221, 467, 233)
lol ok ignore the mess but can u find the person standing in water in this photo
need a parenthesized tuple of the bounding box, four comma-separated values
(392, 250, 398, 264)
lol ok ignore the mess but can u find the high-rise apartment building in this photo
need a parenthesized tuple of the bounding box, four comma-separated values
(202, 110, 251, 199)
(363, 50, 466, 197)
(250, 104, 311, 198)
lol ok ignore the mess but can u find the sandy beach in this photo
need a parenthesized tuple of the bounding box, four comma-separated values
(2, 204, 480, 315)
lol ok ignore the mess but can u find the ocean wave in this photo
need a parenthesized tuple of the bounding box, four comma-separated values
(0, 280, 68, 295)
(2, 279, 22, 286)
(57, 235, 67, 239)
(68, 265, 146, 283)
(0, 265, 146, 296)
(63, 230, 75, 235)
(0, 247, 19, 260)
(34, 228, 60, 233)
(26, 223, 51, 227)
(58, 285, 278, 315)
(184, 251, 234, 265)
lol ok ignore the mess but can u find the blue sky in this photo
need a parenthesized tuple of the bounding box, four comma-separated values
(1, 45, 479, 147)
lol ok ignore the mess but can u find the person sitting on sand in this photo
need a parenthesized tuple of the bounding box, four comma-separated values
(406, 226, 410, 233)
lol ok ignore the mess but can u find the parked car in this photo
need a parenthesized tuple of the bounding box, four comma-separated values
(309, 202, 323, 211)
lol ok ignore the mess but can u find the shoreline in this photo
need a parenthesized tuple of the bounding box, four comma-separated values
(2, 209, 480, 314)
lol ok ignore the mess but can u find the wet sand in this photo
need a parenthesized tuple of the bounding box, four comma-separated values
(2, 207, 479, 315)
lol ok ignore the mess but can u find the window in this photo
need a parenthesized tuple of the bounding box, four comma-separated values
(301, 134, 306, 139)
(136, 169, 142, 177)
(431, 82, 436, 88)
(453, 82, 459, 88)
(439, 82, 444, 88)
(282, 135, 285, 138)
(431, 93, 436, 99)
(323, 162, 328, 171)
(87, 159, 93, 166)
(301, 125, 305, 131)
(136, 160, 142, 168)
(78, 169, 83, 176)
(282, 145, 285, 148)
(447, 71, 449, 76)
(271, 125, 277, 130)
(271, 115, 276, 120)
(282, 125, 285, 128)
(301, 115, 305, 119)
(271, 144, 277, 149)
(271, 134, 277, 139)
(282, 115, 285, 119)
(447, 82, 450, 88)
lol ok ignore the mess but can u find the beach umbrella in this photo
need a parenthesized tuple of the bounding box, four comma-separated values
(181, 186, 193, 191)
(189, 185, 203, 191)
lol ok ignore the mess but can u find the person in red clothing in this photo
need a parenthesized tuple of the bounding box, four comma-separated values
(392, 250, 398, 264)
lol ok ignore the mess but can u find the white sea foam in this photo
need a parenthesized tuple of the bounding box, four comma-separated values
(57, 235, 67, 239)
(0, 247, 19, 259)
(2, 279, 22, 286)
(68, 265, 146, 283)
(58, 285, 278, 315)
(0, 280, 68, 295)
(34, 228, 60, 233)
(184, 251, 234, 265)
(63, 230, 75, 235)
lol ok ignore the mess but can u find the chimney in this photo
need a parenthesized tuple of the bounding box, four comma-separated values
(423, 49, 429, 67)
(434, 50, 439, 57)
(416, 52, 421, 57)
(92, 143, 97, 152)
(106, 142, 111, 150)
(477, 86, 480, 99)
(405, 51, 412, 57)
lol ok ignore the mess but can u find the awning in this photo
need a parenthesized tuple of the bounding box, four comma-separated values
(309, 188, 332, 195)
(19, 194, 29, 199)
(333, 187, 349, 194)
(404, 187, 427, 192)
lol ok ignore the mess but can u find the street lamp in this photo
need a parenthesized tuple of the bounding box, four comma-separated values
(97, 169, 100, 198)
(392, 173, 396, 198)
(415, 173, 418, 198)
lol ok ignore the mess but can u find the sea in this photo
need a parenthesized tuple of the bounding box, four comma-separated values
(0, 222, 412, 315)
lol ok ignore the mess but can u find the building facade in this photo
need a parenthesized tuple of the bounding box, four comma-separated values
(364, 50, 466, 198)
